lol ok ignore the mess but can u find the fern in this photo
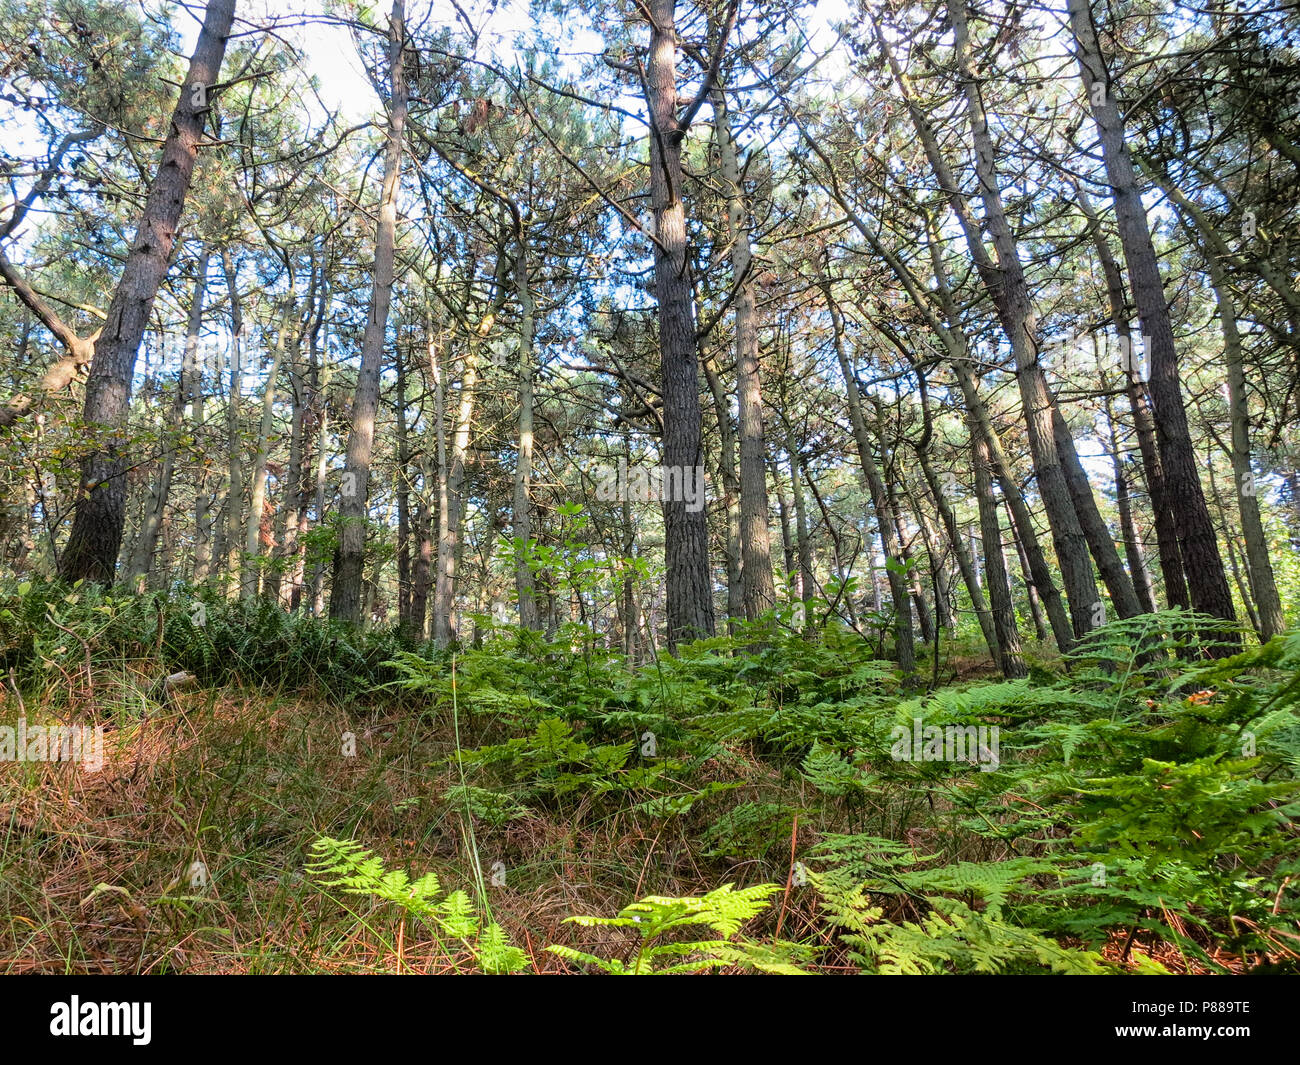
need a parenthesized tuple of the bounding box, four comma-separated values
(307, 837, 527, 974)
(811, 871, 1111, 974)
(547, 883, 810, 974)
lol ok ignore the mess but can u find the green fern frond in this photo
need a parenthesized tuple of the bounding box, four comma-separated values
(549, 883, 809, 974)
(307, 837, 527, 973)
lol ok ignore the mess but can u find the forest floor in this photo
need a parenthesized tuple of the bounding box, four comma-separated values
(2, 587, 1297, 974)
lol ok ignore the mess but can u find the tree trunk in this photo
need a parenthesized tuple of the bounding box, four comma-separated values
(330, 0, 406, 624)
(219, 248, 244, 598)
(1008, 513, 1048, 642)
(771, 453, 795, 587)
(917, 447, 999, 665)
(242, 298, 292, 598)
(702, 351, 744, 630)
(1051, 404, 1143, 619)
(1074, 179, 1187, 608)
(287, 262, 329, 609)
(310, 399, 330, 617)
(1067, 0, 1236, 637)
(886, 464, 934, 646)
(433, 338, 479, 646)
(644, 0, 715, 646)
(512, 229, 539, 629)
(713, 86, 776, 621)
(127, 246, 209, 587)
(897, 4, 1102, 637)
(787, 435, 815, 619)
(58, 0, 236, 583)
(916, 498, 955, 634)
(395, 351, 412, 632)
(973, 429, 1026, 678)
(823, 286, 915, 673)
(1102, 388, 1157, 614)
(950, 361, 1076, 652)
(410, 489, 433, 639)
(1206, 253, 1285, 639)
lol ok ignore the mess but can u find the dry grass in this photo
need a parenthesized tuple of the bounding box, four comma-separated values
(0, 676, 803, 974)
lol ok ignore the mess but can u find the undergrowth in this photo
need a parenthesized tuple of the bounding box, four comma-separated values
(2, 581, 1297, 974)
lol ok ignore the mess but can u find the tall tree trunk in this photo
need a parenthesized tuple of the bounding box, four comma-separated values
(331, 0, 406, 623)
(771, 453, 795, 587)
(1102, 388, 1157, 614)
(644, 0, 716, 645)
(127, 246, 209, 587)
(269, 369, 303, 606)
(431, 332, 451, 644)
(220, 248, 244, 598)
(787, 435, 815, 618)
(433, 340, 479, 646)
(620, 424, 640, 661)
(395, 351, 412, 632)
(702, 351, 744, 630)
(287, 263, 329, 609)
(713, 85, 776, 621)
(823, 284, 915, 674)
(1051, 404, 1142, 619)
(1075, 179, 1188, 608)
(310, 398, 330, 617)
(512, 228, 539, 629)
(410, 489, 433, 639)
(1067, 0, 1236, 637)
(973, 429, 1026, 678)
(192, 263, 217, 584)
(242, 298, 292, 598)
(1206, 253, 1285, 640)
(916, 501, 955, 634)
(432, 254, 504, 646)
(58, 0, 236, 583)
(1010, 518, 1049, 643)
(950, 361, 1076, 651)
(890, 6, 1116, 635)
(917, 447, 999, 665)
(409, 328, 433, 640)
(890, 491, 933, 645)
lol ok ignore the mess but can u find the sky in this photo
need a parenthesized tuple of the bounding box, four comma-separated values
(170, 0, 856, 122)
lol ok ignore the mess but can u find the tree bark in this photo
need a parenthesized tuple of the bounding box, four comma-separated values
(58, 0, 236, 583)
(432, 338, 479, 646)
(702, 350, 744, 630)
(1207, 252, 1285, 639)
(395, 351, 412, 631)
(1008, 511, 1048, 642)
(1102, 387, 1157, 614)
(1067, 0, 1236, 636)
(1074, 180, 1187, 608)
(786, 433, 815, 618)
(889, 5, 1105, 637)
(127, 246, 209, 588)
(823, 284, 915, 673)
(917, 447, 999, 666)
(713, 85, 776, 621)
(330, 0, 407, 624)
(512, 228, 540, 630)
(219, 248, 244, 598)
(242, 298, 292, 598)
(643, 0, 717, 645)
(973, 429, 1026, 678)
